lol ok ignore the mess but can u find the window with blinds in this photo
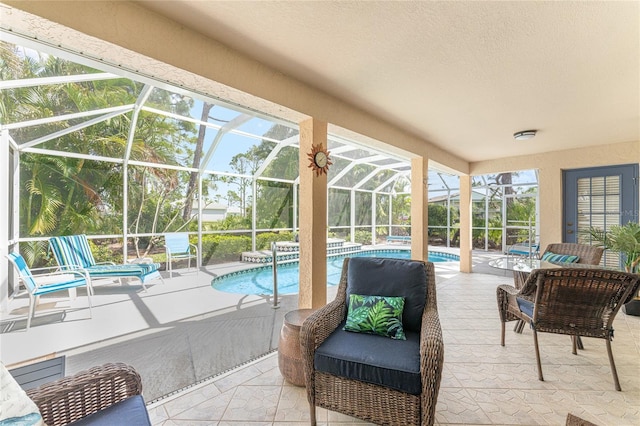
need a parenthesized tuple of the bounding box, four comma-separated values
(577, 175, 621, 268)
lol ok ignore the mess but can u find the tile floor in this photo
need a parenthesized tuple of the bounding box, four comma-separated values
(145, 270, 640, 426)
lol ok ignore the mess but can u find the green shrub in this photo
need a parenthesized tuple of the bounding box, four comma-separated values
(90, 240, 123, 264)
(201, 234, 252, 264)
(354, 230, 372, 245)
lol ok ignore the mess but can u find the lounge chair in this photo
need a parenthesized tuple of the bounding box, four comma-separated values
(49, 235, 164, 291)
(506, 240, 540, 258)
(6, 252, 93, 330)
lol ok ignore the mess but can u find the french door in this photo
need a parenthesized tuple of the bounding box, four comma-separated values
(563, 164, 639, 267)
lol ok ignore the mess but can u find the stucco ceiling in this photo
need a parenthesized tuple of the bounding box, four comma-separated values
(126, 2, 638, 162)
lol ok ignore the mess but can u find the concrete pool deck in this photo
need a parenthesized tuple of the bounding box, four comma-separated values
(0, 245, 462, 401)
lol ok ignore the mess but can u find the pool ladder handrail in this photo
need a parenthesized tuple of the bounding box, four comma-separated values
(271, 242, 279, 309)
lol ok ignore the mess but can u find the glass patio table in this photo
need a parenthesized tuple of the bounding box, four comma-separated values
(488, 257, 561, 290)
(489, 257, 563, 333)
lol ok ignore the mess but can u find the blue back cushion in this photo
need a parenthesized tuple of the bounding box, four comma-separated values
(50, 235, 97, 269)
(165, 233, 191, 254)
(346, 257, 427, 332)
(7, 253, 36, 293)
(541, 251, 579, 264)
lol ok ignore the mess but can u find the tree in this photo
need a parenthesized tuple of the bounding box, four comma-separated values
(2, 41, 207, 260)
(182, 102, 213, 221)
(222, 147, 263, 216)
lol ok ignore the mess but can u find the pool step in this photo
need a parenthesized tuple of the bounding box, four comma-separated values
(242, 241, 363, 264)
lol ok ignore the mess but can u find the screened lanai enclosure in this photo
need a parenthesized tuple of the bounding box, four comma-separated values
(1, 38, 539, 289)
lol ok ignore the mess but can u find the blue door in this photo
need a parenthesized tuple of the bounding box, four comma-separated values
(563, 164, 639, 266)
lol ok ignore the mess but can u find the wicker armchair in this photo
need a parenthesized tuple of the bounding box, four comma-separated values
(542, 243, 604, 265)
(26, 363, 148, 426)
(497, 268, 640, 391)
(300, 257, 443, 426)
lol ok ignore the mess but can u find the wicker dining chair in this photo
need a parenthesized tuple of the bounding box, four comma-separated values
(497, 267, 640, 391)
(511, 243, 604, 330)
(542, 243, 604, 266)
(300, 257, 444, 426)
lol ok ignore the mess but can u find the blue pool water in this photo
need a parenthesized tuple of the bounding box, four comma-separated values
(211, 250, 458, 295)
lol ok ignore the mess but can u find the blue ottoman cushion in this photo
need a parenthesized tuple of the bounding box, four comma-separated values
(314, 326, 421, 395)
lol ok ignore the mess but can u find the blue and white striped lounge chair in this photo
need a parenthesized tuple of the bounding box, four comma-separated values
(7, 252, 92, 330)
(506, 241, 540, 259)
(49, 235, 164, 291)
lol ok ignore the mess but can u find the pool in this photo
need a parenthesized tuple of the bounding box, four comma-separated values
(211, 249, 459, 295)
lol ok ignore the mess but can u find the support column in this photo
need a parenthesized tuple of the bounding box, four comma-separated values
(298, 118, 328, 309)
(411, 157, 428, 261)
(459, 175, 473, 272)
(1, 130, 10, 312)
(537, 166, 562, 249)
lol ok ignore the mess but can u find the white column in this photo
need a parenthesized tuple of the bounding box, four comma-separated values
(1, 130, 10, 312)
(371, 193, 377, 245)
(459, 175, 473, 272)
(350, 190, 356, 243)
(410, 157, 428, 261)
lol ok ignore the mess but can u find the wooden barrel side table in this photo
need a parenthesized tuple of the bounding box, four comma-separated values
(278, 308, 315, 386)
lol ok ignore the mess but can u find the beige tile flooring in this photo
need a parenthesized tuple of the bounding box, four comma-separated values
(146, 271, 640, 426)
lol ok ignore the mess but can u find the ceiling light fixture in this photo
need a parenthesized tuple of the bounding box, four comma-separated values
(513, 130, 537, 141)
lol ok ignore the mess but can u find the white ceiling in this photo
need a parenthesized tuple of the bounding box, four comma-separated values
(138, 1, 639, 163)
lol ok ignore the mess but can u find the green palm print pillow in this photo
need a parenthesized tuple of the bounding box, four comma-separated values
(344, 294, 406, 340)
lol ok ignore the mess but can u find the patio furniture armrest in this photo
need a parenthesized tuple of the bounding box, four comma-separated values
(496, 284, 527, 323)
(95, 261, 117, 266)
(419, 297, 444, 424)
(497, 283, 518, 296)
(31, 269, 90, 288)
(300, 297, 346, 353)
(27, 363, 143, 426)
(28, 265, 64, 274)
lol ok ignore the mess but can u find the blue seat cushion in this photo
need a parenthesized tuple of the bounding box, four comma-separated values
(347, 257, 427, 332)
(314, 326, 421, 395)
(67, 395, 150, 426)
(517, 297, 534, 318)
(85, 263, 160, 279)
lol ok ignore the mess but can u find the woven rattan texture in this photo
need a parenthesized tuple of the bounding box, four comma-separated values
(27, 363, 143, 426)
(566, 412, 599, 426)
(542, 243, 604, 265)
(300, 258, 444, 426)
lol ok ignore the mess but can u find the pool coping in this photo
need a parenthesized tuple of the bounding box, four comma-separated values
(211, 248, 460, 294)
